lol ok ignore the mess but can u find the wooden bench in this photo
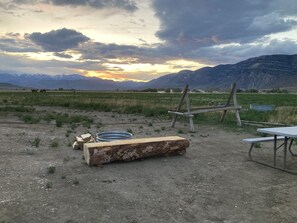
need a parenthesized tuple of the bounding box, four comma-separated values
(84, 136, 190, 166)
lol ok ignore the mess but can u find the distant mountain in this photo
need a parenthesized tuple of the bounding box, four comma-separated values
(1, 54, 297, 91)
(143, 54, 297, 90)
(0, 73, 143, 90)
(0, 82, 26, 90)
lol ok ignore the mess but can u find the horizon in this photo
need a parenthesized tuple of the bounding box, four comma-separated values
(1, 0, 297, 82)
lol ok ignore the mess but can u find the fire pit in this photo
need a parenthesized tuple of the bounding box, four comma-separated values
(96, 131, 133, 142)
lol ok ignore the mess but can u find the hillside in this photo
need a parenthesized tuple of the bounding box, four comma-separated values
(1, 54, 297, 90)
(143, 54, 297, 90)
(0, 83, 26, 90)
(0, 74, 143, 91)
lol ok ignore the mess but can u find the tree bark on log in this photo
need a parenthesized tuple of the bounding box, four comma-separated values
(84, 136, 189, 166)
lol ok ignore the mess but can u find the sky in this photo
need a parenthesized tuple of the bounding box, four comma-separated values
(1, 0, 297, 82)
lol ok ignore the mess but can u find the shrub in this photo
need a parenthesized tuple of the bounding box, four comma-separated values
(46, 181, 53, 189)
(47, 166, 56, 174)
(31, 137, 41, 147)
(21, 114, 40, 124)
(72, 178, 79, 185)
(50, 140, 59, 148)
(178, 129, 184, 134)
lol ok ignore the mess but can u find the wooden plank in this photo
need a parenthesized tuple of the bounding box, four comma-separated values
(220, 83, 236, 122)
(232, 88, 242, 126)
(190, 106, 241, 114)
(84, 136, 189, 166)
(168, 111, 194, 117)
(185, 92, 195, 132)
(190, 105, 227, 110)
(171, 85, 189, 128)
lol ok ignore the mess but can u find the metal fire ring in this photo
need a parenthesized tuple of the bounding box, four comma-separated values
(96, 131, 133, 142)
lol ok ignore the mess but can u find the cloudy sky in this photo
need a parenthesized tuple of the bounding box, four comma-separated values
(1, 0, 297, 81)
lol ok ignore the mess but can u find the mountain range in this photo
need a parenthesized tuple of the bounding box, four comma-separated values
(0, 54, 297, 91)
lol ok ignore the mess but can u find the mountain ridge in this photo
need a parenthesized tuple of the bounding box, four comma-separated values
(1, 54, 297, 90)
(143, 54, 297, 90)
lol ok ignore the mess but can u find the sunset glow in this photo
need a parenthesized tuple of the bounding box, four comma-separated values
(1, 0, 297, 81)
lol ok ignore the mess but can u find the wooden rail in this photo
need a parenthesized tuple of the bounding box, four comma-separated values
(168, 83, 242, 132)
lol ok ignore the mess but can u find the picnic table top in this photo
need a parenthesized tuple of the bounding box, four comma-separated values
(257, 126, 297, 138)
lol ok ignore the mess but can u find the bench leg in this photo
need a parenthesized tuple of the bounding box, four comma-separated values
(248, 137, 297, 175)
(248, 144, 254, 160)
(274, 135, 277, 166)
(288, 139, 297, 156)
(189, 117, 195, 132)
(284, 137, 288, 169)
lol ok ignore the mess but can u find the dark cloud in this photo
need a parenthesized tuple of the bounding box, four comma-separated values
(152, 0, 297, 47)
(77, 41, 182, 65)
(48, 0, 137, 11)
(79, 42, 144, 60)
(2, 0, 137, 11)
(0, 52, 106, 75)
(27, 28, 90, 52)
(0, 35, 41, 52)
(191, 39, 297, 65)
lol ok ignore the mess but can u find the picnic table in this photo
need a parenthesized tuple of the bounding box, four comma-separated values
(243, 126, 297, 174)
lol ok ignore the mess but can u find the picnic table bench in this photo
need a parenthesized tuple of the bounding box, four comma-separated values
(243, 127, 297, 174)
(242, 136, 286, 160)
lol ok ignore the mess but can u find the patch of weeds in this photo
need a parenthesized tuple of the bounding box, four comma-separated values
(0, 105, 35, 113)
(148, 122, 153, 127)
(72, 178, 79, 185)
(47, 166, 56, 174)
(154, 129, 160, 133)
(82, 121, 91, 128)
(161, 126, 166, 131)
(96, 122, 103, 128)
(178, 129, 184, 134)
(82, 155, 85, 160)
(50, 140, 59, 148)
(68, 141, 72, 147)
(132, 118, 137, 121)
(254, 142, 261, 148)
(31, 137, 41, 147)
(21, 114, 40, 124)
(45, 181, 53, 189)
(56, 119, 63, 127)
(63, 156, 70, 162)
(23, 148, 35, 155)
(65, 132, 70, 137)
(139, 125, 143, 129)
(70, 123, 77, 130)
(127, 128, 133, 134)
(61, 175, 66, 179)
(42, 113, 54, 123)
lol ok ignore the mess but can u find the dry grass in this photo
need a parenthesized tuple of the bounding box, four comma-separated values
(270, 106, 297, 125)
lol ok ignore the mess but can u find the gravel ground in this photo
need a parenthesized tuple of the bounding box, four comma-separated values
(1, 107, 297, 223)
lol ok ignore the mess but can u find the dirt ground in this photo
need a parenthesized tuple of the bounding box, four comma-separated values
(1, 107, 297, 223)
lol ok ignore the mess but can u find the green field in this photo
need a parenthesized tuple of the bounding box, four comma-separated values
(0, 91, 297, 125)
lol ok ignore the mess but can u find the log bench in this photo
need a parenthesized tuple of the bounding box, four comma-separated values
(84, 136, 190, 166)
